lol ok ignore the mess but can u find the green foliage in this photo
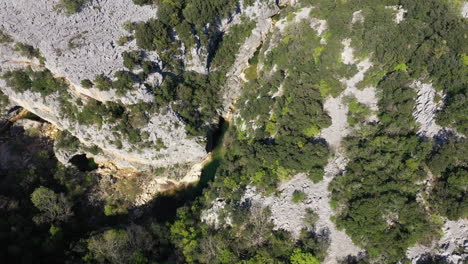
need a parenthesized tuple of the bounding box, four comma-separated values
(135, 19, 172, 52)
(377, 72, 418, 134)
(123, 50, 144, 71)
(427, 138, 468, 220)
(2, 67, 67, 96)
(436, 92, 468, 134)
(393, 63, 408, 72)
(244, 65, 258, 80)
(290, 249, 320, 264)
(182, 0, 237, 26)
(93, 74, 113, 91)
(86, 225, 154, 264)
(163, 71, 223, 136)
(345, 97, 371, 126)
(292, 190, 307, 203)
(0, 30, 13, 43)
(0, 90, 10, 110)
(80, 79, 93, 88)
(2, 70, 31, 93)
(116, 35, 134, 46)
(211, 20, 256, 72)
(31, 186, 73, 224)
(330, 126, 440, 262)
(112, 71, 137, 96)
(76, 100, 105, 127)
(92, 71, 137, 95)
(170, 205, 310, 264)
(175, 21, 195, 48)
(57, 0, 88, 14)
(14, 42, 42, 60)
(212, 129, 329, 197)
(356, 66, 386, 89)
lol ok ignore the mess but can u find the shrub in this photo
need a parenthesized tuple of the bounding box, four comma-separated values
(122, 51, 143, 71)
(57, 0, 88, 14)
(244, 65, 258, 80)
(80, 79, 93, 88)
(2, 70, 32, 93)
(211, 20, 256, 72)
(292, 190, 307, 203)
(2, 68, 67, 96)
(14, 43, 41, 59)
(0, 30, 13, 43)
(93, 75, 112, 91)
(134, 19, 171, 52)
(116, 36, 133, 46)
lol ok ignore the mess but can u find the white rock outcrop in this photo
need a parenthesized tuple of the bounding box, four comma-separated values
(412, 81, 444, 138)
(407, 219, 468, 264)
(0, 0, 156, 85)
(321, 39, 378, 149)
(221, 0, 280, 118)
(462, 2, 468, 18)
(0, 0, 212, 171)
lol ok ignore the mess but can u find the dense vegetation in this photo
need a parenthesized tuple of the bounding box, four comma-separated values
(427, 137, 468, 220)
(0, 124, 173, 263)
(317, 0, 468, 261)
(1, 0, 466, 263)
(2, 68, 68, 96)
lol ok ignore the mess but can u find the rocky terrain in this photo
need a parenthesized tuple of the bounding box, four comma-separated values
(0, 0, 155, 85)
(0, 0, 282, 174)
(407, 219, 468, 264)
(0, 0, 466, 263)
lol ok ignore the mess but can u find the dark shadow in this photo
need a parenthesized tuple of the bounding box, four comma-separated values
(205, 116, 227, 152)
(69, 154, 98, 172)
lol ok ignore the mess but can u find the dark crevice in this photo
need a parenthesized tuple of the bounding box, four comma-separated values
(69, 154, 98, 172)
(205, 116, 227, 152)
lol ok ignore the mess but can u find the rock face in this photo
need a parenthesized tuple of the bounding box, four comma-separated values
(412, 81, 444, 138)
(0, 73, 206, 171)
(221, 0, 280, 118)
(0, 0, 284, 172)
(0, 0, 155, 85)
(0, 0, 206, 171)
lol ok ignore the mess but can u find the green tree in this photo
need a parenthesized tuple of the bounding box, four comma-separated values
(30, 186, 73, 224)
(86, 225, 154, 264)
(289, 249, 320, 264)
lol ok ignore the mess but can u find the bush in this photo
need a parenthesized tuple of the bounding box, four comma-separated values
(86, 226, 154, 264)
(2, 68, 67, 96)
(57, 0, 88, 14)
(0, 30, 13, 43)
(14, 43, 41, 59)
(135, 19, 171, 52)
(345, 97, 371, 126)
(122, 51, 143, 71)
(2, 70, 32, 93)
(292, 190, 307, 203)
(211, 20, 256, 72)
(80, 79, 93, 88)
(93, 75, 112, 91)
